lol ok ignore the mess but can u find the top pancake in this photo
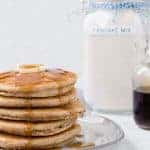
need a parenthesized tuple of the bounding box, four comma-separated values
(0, 68, 77, 98)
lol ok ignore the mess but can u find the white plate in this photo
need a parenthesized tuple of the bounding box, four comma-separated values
(62, 90, 125, 149)
(62, 112, 124, 150)
(79, 112, 124, 149)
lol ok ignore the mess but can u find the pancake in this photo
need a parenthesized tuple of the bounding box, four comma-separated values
(0, 116, 76, 136)
(0, 84, 74, 98)
(0, 100, 85, 121)
(0, 67, 77, 98)
(0, 124, 81, 150)
(0, 89, 76, 108)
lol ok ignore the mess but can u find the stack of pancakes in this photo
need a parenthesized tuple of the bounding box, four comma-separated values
(0, 64, 84, 149)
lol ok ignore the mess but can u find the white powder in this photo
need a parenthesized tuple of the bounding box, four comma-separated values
(83, 9, 145, 112)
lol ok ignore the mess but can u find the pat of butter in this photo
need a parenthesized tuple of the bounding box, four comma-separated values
(17, 64, 46, 73)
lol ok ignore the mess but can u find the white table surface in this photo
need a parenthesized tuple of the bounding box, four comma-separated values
(98, 114, 149, 150)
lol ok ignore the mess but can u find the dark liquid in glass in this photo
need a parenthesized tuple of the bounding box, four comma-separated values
(134, 87, 150, 129)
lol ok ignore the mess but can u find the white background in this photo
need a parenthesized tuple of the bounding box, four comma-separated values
(0, 1, 149, 150)
(0, 0, 82, 74)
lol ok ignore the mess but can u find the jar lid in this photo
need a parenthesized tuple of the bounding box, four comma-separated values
(0, 64, 77, 98)
(82, 0, 148, 11)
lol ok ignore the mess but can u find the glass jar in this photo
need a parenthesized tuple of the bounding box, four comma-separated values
(82, 0, 146, 113)
(133, 49, 150, 129)
(133, 0, 150, 129)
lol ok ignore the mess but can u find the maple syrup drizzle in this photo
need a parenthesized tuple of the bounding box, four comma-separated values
(44, 69, 68, 106)
(15, 69, 68, 93)
(15, 72, 43, 93)
(24, 93, 33, 149)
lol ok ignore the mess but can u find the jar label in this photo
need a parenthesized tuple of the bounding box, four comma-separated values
(85, 25, 136, 36)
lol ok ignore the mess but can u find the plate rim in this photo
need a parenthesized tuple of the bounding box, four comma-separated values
(78, 111, 125, 149)
(77, 88, 125, 149)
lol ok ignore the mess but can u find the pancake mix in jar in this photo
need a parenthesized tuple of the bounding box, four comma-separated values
(82, 0, 146, 113)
